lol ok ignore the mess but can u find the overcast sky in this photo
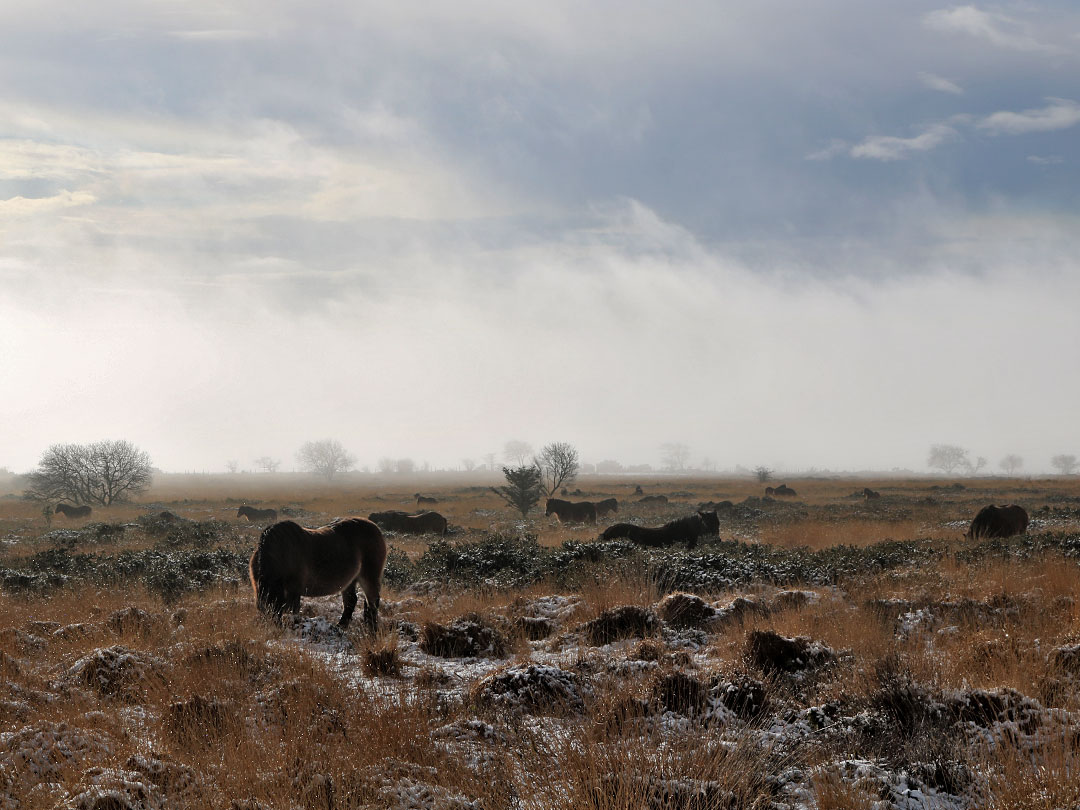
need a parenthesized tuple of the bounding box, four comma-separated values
(2, 1, 1078, 474)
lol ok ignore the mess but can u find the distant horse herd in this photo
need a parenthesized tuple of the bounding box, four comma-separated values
(52, 483, 1033, 637)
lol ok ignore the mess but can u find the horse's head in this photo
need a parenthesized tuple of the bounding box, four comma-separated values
(545, 500, 556, 516)
(697, 510, 720, 535)
(237, 506, 248, 517)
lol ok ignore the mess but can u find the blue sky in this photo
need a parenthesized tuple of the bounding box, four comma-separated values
(1, 1, 1078, 473)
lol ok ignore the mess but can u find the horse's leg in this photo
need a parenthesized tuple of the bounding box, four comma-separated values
(359, 575, 380, 635)
(338, 581, 358, 629)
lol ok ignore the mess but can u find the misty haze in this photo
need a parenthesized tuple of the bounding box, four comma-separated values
(2, 2, 1080, 809)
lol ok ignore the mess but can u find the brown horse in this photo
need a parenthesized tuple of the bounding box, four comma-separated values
(369, 510, 448, 535)
(594, 498, 619, 518)
(545, 498, 597, 524)
(55, 503, 92, 519)
(250, 518, 386, 632)
(602, 511, 719, 549)
(966, 505, 1028, 540)
(238, 505, 278, 522)
(415, 493, 438, 506)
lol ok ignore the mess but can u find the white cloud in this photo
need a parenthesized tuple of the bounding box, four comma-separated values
(923, 5, 1062, 54)
(977, 98, 1080, 135)
(3, 201, 1079, 474)
(1027, 155, 1063, 165)
(0, 190, 95, 217)
(918, 71, 963, 94)
(850, 123, 958, 161)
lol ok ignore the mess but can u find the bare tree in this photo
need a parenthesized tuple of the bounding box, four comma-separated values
(225, 460, 239, 474)
(999, 455, 1023, 475)
(297, 439, 355, 480)
(491, 465, 544, 517)
(753, 466, 773, 483)
(462, 458, 477, 472)
(536, 441, 580, 496)
(25, 440, 153, 506)
(482, 453, 497, 472)
(661, 443, 691, 472)
(967, 456, 988, 476)
(1051, 454, 1078, 475)
(503, 440, 534, 467)
(377, 457, 395, 474)
(927, 444, 969, 475)
(253, 456, 280, 473)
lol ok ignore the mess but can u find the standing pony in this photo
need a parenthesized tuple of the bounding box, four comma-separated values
(55, 504, 92, 519)
(238, 505, 278, 522)
(249, 518, 386, 633)
(545, 498, 597, 524)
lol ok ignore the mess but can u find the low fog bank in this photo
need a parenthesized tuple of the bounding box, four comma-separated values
(2, 203, 1078, 476)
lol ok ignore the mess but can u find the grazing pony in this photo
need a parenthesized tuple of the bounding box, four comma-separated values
(249, 518, 386, 632)
(369, 510, 448, 535)
(594, 498, 619, 518)
(415, 493, 438, 506)
(545, 498, 597, 524)
(966, 505, 1028, 540)
(773, 484, 797, 497)
(863, 488, 881, 500)
(602, 511, 719, 549)
(55, 503, 92, 519)
(237, 505, 278, 522)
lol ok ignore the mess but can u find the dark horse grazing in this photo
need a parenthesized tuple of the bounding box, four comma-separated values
(369, 510, 448, 535)
(602, 511, 719, 549)
(415, 493, 438, 506)
(966, 505, 1028, 540)
(545, 498, 597, 524)
(863, 487, 881, 500)
(238, 505, 278, 522)
(55, 504, 92, 519)
(250, 518, 386, 632)
(594, 498, 619, 518)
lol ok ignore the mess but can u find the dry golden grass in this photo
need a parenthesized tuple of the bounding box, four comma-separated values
(759, 517, 957, 549)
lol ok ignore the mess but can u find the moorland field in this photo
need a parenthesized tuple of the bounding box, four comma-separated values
(2, 473, 1080, 809)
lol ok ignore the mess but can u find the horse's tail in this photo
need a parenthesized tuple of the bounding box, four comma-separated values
(249, 542, 263, 604)
(249, 527, 281, 614)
